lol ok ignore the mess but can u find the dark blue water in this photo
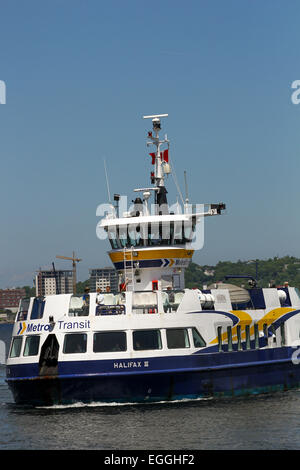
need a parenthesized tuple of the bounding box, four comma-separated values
(2, 324, 300, 450)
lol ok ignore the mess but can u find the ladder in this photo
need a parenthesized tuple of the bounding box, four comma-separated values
(123, 247, 135, 291)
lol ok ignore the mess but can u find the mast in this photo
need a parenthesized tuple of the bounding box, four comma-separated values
(143, 114, 170, 214)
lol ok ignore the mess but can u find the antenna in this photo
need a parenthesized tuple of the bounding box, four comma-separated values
(103, 159, 111, 203)
(143, 114, 168, 120)
(184, 170, 189, 204)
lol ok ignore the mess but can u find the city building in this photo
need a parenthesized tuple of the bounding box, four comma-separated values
(0, 288, 26, 312)
(35, 270, 73, 296)
(89, 267, 118, 292)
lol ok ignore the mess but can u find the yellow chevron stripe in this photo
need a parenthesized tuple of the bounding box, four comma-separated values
(20, 322, 26, 335)
(109, 248, 194, 263)
(250, 307, 295, 337)
(209, 307, 295, 345)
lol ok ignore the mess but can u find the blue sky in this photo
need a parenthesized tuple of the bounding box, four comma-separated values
(0, 0, 300, 287)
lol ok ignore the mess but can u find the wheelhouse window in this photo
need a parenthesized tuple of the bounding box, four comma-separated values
(63, 333, 87, 354)
(17, 298, 30, 321)
(148, 222, 160, 246)
(192, 327, 206, 347)
(128, 224, 143, 247)
(93, 331, 127, 352)
(108, 226, 118, 249)
(166, 328, 190, 349)
(133, 330, 162, 351)
(30, 297, 45, 320)
(23, 336, 40, 356)
(119, 225, 129, 248)
(9, 337, 23, 358)
(174, 221, 184, 245)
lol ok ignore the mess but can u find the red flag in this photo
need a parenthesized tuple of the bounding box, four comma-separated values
(149, 153, 155, 165)
(163, 149, 169, 162)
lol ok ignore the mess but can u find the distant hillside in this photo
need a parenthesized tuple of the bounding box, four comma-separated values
(13, 256, 300, 295)
(185, 256, 300, 290)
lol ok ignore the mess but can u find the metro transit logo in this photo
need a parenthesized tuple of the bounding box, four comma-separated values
(16, 320, 90, 335)
(17, 322, 26, 335)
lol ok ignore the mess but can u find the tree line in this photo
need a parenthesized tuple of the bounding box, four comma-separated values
(185, 256, 300, 289)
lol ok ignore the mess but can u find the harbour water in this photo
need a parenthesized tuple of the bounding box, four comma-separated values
(2, 324, 300, 451)
(1, 362, 300, 450)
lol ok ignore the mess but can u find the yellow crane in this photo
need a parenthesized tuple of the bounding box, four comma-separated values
(56, 251, 82, 294)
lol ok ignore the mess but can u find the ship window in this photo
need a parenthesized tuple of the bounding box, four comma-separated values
(144, 221, 175, 247)
(172, 275, 181, 289)
(227, 326, 233, 352)
(169, 221, 174, 244)
(30, 297, 45, 320)
(133, 330, 162, 351)
(108, 226, 118, 249)
(237, 325, 242, 351)
(183, 218, 196, 242)
(148, 222, 160, 246)
(119, 225, 129, 248)
(245, 325, 251, 350)
(192, 327, 206, 347)
(93, 331, 127, 352)
(17, 298, 30, 321)
(63, 333, 87, 354)
(128, 224, 143, 247)
(166, 328, 190, 349)
(174, 221, 184, 245)
(9, 337, 23, 358)
(23, 335, 40, 356)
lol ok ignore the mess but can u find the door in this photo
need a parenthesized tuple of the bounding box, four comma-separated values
(39, 334, 59, 376)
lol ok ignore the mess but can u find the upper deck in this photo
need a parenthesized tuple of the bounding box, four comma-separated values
(15, 284, 300, 322)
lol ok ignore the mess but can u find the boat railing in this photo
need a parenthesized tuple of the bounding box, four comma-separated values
(95, 304, 126, 316)
(162, 290, 185, 312)
(68, 295, 89, 317)
(131, 289, 185, 314)
(132, 291, 158, 314)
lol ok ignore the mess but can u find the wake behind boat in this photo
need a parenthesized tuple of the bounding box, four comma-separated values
(6, 115, 300, 406)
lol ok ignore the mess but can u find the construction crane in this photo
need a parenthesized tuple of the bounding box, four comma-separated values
(56, 251, 82, 294)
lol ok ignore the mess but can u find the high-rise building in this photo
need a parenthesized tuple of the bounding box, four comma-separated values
(89, 267, 118, 292)
(35, 270, 73, 296)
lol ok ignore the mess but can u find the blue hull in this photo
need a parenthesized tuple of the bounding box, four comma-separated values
(6, 348, 300, 406)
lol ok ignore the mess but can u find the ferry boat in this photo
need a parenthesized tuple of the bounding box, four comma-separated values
(6, 114, 300, 406)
